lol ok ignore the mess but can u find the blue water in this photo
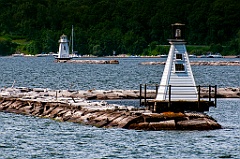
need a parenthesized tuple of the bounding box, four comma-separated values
(0, 56, 239, 158)
(0, 56, 239, 90)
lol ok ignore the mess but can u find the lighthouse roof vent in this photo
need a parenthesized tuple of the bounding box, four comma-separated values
(59, 34, 69, 43)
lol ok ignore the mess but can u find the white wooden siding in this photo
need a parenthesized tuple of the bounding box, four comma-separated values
(156, 42, 198, 101)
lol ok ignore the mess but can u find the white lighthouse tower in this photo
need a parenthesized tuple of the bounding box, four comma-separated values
(56, 34, 71, 61)
(156, 23, 198, 101)
(143, 23, 216, 113)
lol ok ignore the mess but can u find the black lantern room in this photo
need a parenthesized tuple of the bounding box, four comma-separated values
(170, 23, 185, 41)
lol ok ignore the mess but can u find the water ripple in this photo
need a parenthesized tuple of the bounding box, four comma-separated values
(0, 57, 239, 158)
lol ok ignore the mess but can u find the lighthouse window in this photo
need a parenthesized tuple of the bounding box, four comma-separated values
(64, 46, 66, 50)
(176, 53, 183, 60)
(175, 63, 185, 72)
(175, 29, 181, 38)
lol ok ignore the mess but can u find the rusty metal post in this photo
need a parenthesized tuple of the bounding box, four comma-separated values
(139, 84, 142, 106)
(155, 84, 159, 98)
(144, 84, 147, 108)
(168, 85, 171, 108)
(215, 85, 217, 107)
(198, 85, 201, 109)
(209, 85, 211, 102)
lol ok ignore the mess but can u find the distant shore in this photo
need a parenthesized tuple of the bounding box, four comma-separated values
(4, 54, 240, 58)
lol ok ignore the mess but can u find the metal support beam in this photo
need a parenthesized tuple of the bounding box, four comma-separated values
(215, 85, 217, 107)
(144, 84, 147, 108)
(168, 85, 171, 108)
(139, 84, 142, 106)
(209, 85, 211, 102)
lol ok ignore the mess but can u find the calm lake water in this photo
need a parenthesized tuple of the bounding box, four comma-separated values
(0, 56, 239, 158)
(0, 56, 239, 90)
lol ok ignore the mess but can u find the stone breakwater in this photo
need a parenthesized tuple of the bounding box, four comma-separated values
(56, 59, 119, 64)
(202, 87, 240, 98)
(140, 61, 240, 66)
(0, 93, 221, 130)
(0, 87, 239, 100)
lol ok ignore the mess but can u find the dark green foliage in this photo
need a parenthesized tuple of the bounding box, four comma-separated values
(0, 0, 239, 56)
(186, 45, 210, 56)
(0, 38, 18, 55)
(210, 44, 223, 54)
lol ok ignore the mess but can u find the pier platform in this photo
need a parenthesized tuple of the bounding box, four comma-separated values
(140, 84, 217, 113)
(145, 100, 214, 113)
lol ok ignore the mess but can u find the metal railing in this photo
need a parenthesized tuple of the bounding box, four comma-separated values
(139, 84, 217, 107)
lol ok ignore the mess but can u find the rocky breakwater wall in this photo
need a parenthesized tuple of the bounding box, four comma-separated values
(140, 61, 240, 66)
(202, 87, 240, 98)
(0, 87, 239, 101)
(74, 88, 240, 99)
(0, 88, 221, 130)
(57, 59, 119, 64)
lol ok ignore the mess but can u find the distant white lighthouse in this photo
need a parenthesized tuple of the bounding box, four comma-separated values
(56, 34, 71, 60)
(156, 23, 198, 101)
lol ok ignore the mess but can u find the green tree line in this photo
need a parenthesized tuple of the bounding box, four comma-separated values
(0, 0, 239, 56)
